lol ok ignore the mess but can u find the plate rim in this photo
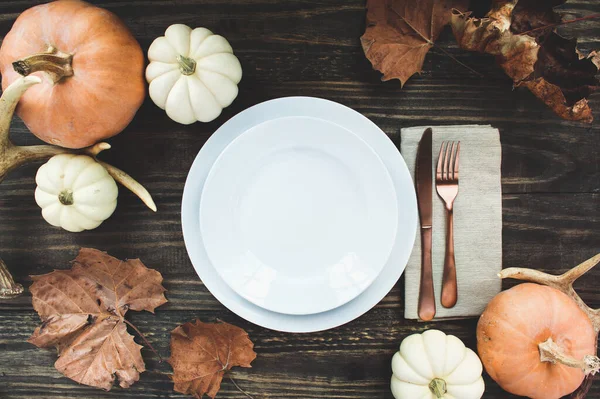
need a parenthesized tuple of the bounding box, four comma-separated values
(182, 96, 418, 333)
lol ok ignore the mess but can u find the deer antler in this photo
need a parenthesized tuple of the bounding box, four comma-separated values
(0, 76, 156, 210)
(500, 253, 600, 332)
(0, 76, 156, 299)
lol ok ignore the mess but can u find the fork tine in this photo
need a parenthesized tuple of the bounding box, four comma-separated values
(448, 142, 456, 180)
(436, 141, 445, 180)
(443, 141, 451, 181)
(453, 142, 460, 181)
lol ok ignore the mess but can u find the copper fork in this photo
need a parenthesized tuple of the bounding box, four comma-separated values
(436, 141, 460, 308)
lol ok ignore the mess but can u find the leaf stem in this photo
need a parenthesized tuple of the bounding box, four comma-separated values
(389, 4, 483, 78)
(518, 14, 600, 36)
(390, 5, 431, 44)
(432, 46, 484, 77)
(228, 375, 254, 399)
(123, 319, 163, 362)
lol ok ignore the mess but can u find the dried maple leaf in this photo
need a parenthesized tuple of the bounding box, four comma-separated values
(169, 320, 257, 399)
(361, 0, 469, 87)
(28, 248, 167, 390)
(451, 0, 600, 122)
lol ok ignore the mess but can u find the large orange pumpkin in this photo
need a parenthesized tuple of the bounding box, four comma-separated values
(0, 0, 145, 149)
(478, 283, 597, 399)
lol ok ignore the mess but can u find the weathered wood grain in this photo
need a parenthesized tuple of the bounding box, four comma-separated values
(2, 309, 600, 399)
(0, 193, 598, 311)
(0, 0, 598, 398)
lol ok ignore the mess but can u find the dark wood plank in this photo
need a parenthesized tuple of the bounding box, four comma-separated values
(0, 0, 598, 398)
(2, 309, 600, 399)
(0, 193, 597, 399)
(0, 193, 598, 310)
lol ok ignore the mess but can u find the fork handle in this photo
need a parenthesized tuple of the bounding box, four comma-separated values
(418, 228, 436, 321)
(441, 209, 458, 308)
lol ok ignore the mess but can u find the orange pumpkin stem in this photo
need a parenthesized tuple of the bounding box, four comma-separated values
(499, 254, 600, 332)
(539, 338, 600, 376)
(12, 46, 73, 84)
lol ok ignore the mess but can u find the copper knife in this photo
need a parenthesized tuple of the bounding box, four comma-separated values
(415, 128, 435, 321)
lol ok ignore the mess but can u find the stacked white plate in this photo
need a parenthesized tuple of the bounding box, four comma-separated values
(182, 97, 417, 332)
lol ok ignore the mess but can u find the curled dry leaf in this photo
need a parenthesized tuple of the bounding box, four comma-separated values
(169, 320, 257, 399)
(361, 0, 469, 87)
(28, 248, 167, 390)
(450, 0, 600, 122)
(451, 3, 539, 82)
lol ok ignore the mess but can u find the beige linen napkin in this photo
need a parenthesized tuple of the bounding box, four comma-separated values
(402, 125, 502, 320)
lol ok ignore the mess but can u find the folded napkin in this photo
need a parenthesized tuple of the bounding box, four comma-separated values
(402, 125, 502, 320)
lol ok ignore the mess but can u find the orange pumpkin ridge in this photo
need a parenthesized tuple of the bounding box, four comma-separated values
(0, 0, 145, 149)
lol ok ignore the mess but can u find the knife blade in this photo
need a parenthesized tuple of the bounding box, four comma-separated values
(415, 128, 435, 321)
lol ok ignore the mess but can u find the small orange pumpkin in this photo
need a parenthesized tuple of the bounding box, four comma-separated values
(478, 255, 600, 399)
(0, 0, 145, 149)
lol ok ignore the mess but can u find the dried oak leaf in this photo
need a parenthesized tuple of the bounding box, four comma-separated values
(451, 0, 600, 122)
(28, 248, 167, 390)
(169, 320, 257, 399)
(361, 0, 469, 87)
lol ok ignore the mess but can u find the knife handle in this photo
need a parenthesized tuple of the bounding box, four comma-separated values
(441, 209, 458, 308)
(418, 227, 436, 321)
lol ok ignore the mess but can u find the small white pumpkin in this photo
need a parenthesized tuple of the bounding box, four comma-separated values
(35, 154, 118, 233)
(146, 24, 242, 124)
(391, 329, 485, 399)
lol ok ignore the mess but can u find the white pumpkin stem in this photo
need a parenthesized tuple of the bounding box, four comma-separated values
(429, 378, 447, 398)
(0, 76, 157, 298)
(539, 338, 600, 376)
(58, 189, 75, 206)
(176, 54, 197, 75)
(500, 253, 600, 332)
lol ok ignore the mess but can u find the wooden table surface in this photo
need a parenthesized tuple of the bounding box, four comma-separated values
(0, 1, 598, 398)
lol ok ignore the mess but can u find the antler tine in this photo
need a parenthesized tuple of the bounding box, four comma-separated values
(500, 253, 600, 332)
(99, 162, 157, 212)
(561, 253, 600, 284)
(0, 76, 41, 145)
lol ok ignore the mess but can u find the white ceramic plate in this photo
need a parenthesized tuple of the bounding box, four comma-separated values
(200, 116, 398, 315)
(182, 97, 417, 332)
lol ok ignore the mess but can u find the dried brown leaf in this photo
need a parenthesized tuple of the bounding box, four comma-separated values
(519, 77, 593, 122)
(450, 0, 600, 122)
(361, 0, 469, 87)
(451, 9, 540, 82)
(169, 320, 257, 399)
(509, 0, 562, 39)
(28, 248, 167, 390)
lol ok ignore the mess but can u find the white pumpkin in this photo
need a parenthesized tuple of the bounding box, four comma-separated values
(391, 330, 484, 399)
(146, 24, 242, 124)
(35, 155, 118, 233)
